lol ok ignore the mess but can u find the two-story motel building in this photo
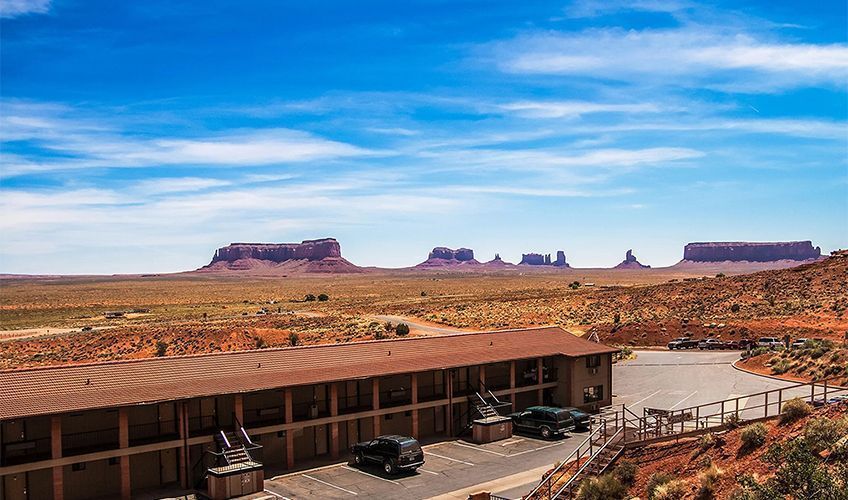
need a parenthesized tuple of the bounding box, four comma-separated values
(0, 326, 617, 500)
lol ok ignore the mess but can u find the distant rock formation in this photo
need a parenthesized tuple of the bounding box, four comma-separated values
(555, 251, 567, 267)
(415, 246, 480, 268)
(520, 253, 545, 265)
(520, 250, 569, 267)
(429, 247, 475, 262)
(198, 238, 361, 274)
(682, 241, 821, 263)
(614, 249, 650, 269)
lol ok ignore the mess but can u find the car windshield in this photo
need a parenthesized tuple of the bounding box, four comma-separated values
(400, 440, 421, 453)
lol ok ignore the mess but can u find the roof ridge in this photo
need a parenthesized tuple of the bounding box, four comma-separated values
(0, 325, 564, 374)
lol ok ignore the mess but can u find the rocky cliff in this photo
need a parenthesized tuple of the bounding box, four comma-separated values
(415, 247, 480, 268)
(614, 249, 650, 269)
(520, 250, 569, 267)
(428, 247, 475, 262)
(199, 238, 361, 274)
(682, 241, 821, 263)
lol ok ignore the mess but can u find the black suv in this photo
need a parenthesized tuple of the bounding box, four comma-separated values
(667, 337, 699, 349)
(351, 435, 424, 474)
(508, 406, 576, 439)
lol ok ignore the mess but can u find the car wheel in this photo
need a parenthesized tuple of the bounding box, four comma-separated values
(354, 452, 365, 465)
(383, 459, 395, 475)
(540, 426, 552, 439)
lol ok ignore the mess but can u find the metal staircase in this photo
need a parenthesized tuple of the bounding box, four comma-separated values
(525, 377, 848, 499)
(192, 415, 263, 490)
(457, 381, 513, 435)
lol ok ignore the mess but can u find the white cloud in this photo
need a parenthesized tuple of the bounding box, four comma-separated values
(0, 0, 49, 18)
(499, 100, 662, 118)
(565, 0, 691, 18)
(131, 177, 232, 195)
(493, 27, 848, 91)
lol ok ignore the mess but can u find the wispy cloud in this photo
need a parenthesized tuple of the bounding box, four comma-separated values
(0, 0, 50, 18)
(490, 27, 848, 91)
(498, 100, 663, 118)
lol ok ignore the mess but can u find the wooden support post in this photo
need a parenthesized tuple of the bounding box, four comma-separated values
(330, 383, 340, 459)
(509, 361, 516, 411)
(537, 358, 544, 405)
(764, 392, 769, 418)
(177, 403, 188, 488)
(284, 389, 295, 469)
(411, 373, 419, 439)
(119, 408, 131, 500)
(479, 365, 486, 393)
(447, 370, 454, 436)
(234, 394, 244, 425)
(372, 378, 381, 437)
(51, 415, 63, 500)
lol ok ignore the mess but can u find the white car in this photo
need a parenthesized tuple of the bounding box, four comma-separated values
(757, 337, 783, 349)
(791, 338, 809, 349)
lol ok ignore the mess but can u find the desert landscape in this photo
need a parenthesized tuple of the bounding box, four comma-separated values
(2, 239, 844, 383)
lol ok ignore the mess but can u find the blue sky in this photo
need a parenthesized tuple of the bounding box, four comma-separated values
(1, 0, 846, 273)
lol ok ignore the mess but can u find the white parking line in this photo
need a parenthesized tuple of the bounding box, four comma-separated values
(426, 451, 475, 466)
(629, 389, 662, 407)
(509, 440, 568, 457)
(453, 441, 507, 457)
(263, 489, 291, 500)
(301, 473, 359, 496)
(417, 468, 440, 475)
(669, 391, 698, 409)
(342, 465, 401, 485)
(498, 438, 524, 447)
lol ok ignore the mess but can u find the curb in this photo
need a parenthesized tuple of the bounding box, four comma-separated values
(731, 359, 848, 390)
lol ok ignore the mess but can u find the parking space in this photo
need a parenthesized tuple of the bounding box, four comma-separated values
(264, 433, 586, 499)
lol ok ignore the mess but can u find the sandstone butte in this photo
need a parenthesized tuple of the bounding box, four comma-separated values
(682, 241, 821, 262)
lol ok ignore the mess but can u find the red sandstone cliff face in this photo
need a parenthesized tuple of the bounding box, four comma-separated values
(198, 238, 361, 274)
(682, 241, 821, 263)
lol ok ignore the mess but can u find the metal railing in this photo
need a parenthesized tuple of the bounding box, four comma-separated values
(523, 377, 847, 499)
(525, 419, 614, 500)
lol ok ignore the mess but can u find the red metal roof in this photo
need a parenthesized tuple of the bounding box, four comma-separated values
(0, 327, 617, 420)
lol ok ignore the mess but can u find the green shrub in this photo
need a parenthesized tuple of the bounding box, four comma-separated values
(724, 412, 742, 429)
(317, 293, 329, 301)
(613, 460, 638, 486)
(653, 479, 688, 500)
(155, 340, 168, 357)
(803, 416, 848, 453)
(254, 335, 268, 349)
(741, 423, 767, 451)
(395, 323, 410, 336)
(304, 294, 316, 302)
(647, 472, 676, 499)
(696, 464, 724, 500)
(577, 473, 627, 500)
(780, 398, 811, 424)
(771, 359, 791, 374)
(288, 333, 299, 346)
(698, 433, 716, 451)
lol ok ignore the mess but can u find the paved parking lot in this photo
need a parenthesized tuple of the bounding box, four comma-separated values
(612, 350, 804, 416)
(264, 431, 588, 499)
(264, 350, 811, 500)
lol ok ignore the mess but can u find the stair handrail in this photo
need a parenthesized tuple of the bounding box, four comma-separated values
(525, 417, 610, 499)
(552, 426, 623, 499)
(232, 413, 262, 452)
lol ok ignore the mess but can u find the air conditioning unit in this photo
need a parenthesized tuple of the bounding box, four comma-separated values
(589, 367, 598, 375)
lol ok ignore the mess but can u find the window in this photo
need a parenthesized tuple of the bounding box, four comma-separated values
(586, 355, 601, 368)
(584, 385, 604, 403)
(108, 457, 120, 466)
(72, 463, 86, 472)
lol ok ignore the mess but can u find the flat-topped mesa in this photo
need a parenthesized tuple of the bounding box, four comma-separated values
(683, 241, 821, 263)
(520, 250, 569, 267)
(428, 247, 475, 262)
(614, 249, 650, 269)
(211, 238, 342, 264)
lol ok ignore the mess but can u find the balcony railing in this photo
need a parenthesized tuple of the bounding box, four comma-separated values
(128, 420, 179, 446)
(1, 437, 51, 466)
(188, 415, 218, 437)
(243, 406, 283, 427)
(62, 428, 119, 456)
